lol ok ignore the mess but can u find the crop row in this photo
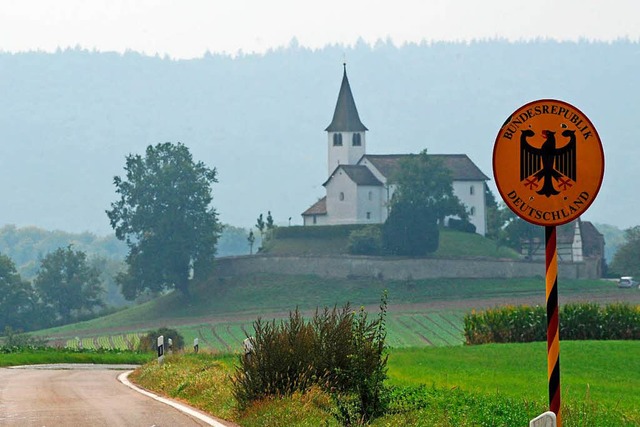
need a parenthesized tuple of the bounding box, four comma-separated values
(64, 333, 142, 350)
(59, 311, 466, 352)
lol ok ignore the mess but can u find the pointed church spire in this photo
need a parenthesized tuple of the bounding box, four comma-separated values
(325, 64, 368, 132)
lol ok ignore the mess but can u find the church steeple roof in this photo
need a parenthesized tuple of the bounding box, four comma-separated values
(325, 64, 368, 132)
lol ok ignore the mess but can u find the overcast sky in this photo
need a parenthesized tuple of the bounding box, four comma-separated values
(2, 0, 639, 58)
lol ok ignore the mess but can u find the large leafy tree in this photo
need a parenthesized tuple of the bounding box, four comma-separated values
(485, 185, 517, 246)
(34, 246, 104, 324)
(383, 150, 466, 255)
(610, 226, 640, 277)
(0, 253, 37, 331)
(107, 142, 221, 299)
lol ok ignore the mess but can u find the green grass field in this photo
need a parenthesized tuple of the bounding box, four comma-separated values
(0, 348, 153, 367)
(131, 341, 640, 426)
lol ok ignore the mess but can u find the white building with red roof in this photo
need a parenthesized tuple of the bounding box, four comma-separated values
(302, 65, 490, 236)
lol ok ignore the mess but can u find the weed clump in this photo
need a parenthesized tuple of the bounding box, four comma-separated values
(233, 291, 388, 425)
(138, 327, 185, 352)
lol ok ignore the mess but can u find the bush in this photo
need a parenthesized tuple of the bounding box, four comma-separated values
(272, 224, 368, 239)
(138, 327, 185, 352)
(447, 218, 476, 234)
(383, 202, 439, 256)
(0, 326, 48, 349)
(464, 303, 640, 344)
(233, 292, 389, 424)
(348, 226, 383, 255)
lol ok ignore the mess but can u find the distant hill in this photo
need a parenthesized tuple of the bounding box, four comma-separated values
(1, 40, 638, 234)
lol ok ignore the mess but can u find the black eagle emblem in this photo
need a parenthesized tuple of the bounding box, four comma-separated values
(520, 129, 577, 197)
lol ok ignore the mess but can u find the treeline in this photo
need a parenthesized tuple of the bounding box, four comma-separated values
(0, 223, 252, 280)
(0, 247, 112, 333)
(0, 223, 254, 331)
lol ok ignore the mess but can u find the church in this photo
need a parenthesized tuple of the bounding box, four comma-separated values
(302, 66, 490, 236)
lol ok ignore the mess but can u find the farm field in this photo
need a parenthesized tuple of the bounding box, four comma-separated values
(56, 310, 467, 351)
(34, 274, 640, 352)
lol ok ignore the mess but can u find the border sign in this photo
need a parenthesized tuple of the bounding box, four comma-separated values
(493, 99, 604, 226)
(493, 99, 604, 427)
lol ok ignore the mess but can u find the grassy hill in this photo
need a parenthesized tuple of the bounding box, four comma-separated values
(36, 272, 639, 351)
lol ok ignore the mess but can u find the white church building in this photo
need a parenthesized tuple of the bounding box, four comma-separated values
(302, 66, 490, 236)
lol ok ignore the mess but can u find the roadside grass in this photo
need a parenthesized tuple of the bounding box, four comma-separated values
(386, 341, 640, 413)
(130, 341, 640, 426)
(0, 347, 153, 366)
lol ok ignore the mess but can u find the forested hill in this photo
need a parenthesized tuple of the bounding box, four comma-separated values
(0, 40, 638, 234)
(0, 224, 252, 280)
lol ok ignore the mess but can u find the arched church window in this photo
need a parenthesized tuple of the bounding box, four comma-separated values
(368, 191, 373, 200)
(339, 192, 345, 201)
(352, 133, 361, 146)
(470, 185, 475, 195)
(333, 133, 343, 146)
(470, 207, 476, 216)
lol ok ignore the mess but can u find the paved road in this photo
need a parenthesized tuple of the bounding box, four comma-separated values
(0, 365, 220, 426)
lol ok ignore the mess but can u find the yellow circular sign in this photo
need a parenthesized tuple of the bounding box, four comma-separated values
(493, 99, 604, 226)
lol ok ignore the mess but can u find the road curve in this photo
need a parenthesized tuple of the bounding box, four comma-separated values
(0, 365, 232, 426)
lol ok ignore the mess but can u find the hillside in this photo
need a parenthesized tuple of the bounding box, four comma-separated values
(36, 270, 640, 351)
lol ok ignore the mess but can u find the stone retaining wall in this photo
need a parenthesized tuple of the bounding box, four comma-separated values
(214, 255, 601, 280)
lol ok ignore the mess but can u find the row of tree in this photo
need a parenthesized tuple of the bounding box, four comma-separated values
(0, 247, 104, 332)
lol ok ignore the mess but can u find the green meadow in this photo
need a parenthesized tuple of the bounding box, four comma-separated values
(131, 341, 640, 426)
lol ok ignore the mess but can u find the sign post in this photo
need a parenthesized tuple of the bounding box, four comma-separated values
(157, 335, 165, 365)
(493, 99, 604, 427)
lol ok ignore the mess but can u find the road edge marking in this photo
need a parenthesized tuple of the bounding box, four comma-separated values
(117, 370, 229, 427)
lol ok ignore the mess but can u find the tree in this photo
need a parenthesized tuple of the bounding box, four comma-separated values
(389, 150, 467, 226)
(485, 185, 515, 246)
(383, 201, 439, 255)
(107, 142, 221, 299)
(0, 254, 37, 331)
(503, 217, 541, 258)
(34, 246, 104, 324)
(266, 211, 274, 231)
(247, 231, 255, 255)
(383, 150, 465, 255)
(610, 226, 640, 277)
(255, 214, 265, 240)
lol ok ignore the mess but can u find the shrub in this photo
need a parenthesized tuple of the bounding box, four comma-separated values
(383, 202, 439, 256)
(138, 327, 185, 352)
(233, 292, 389, 424)
(0, 326, 48, 349)
(348, 226, 383, 255)
(447, 218, 477, 234)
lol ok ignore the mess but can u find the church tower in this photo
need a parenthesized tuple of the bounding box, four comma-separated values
(325, 64, 368, 176)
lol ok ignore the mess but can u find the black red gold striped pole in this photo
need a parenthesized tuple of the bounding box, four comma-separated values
(545, 226, 561, 426)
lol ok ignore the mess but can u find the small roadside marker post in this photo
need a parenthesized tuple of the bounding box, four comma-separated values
(157, 335, 165, 365)
(167, 338, 173, 355)
(194, 338, 199, 353)
(530, 411, 557, 427)
(493, 99, 604, 427)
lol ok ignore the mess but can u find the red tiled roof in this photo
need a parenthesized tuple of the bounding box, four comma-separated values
(302, 196, 327, 216)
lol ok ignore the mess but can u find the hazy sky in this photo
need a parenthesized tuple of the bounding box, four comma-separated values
(2, 0, 639, 58)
